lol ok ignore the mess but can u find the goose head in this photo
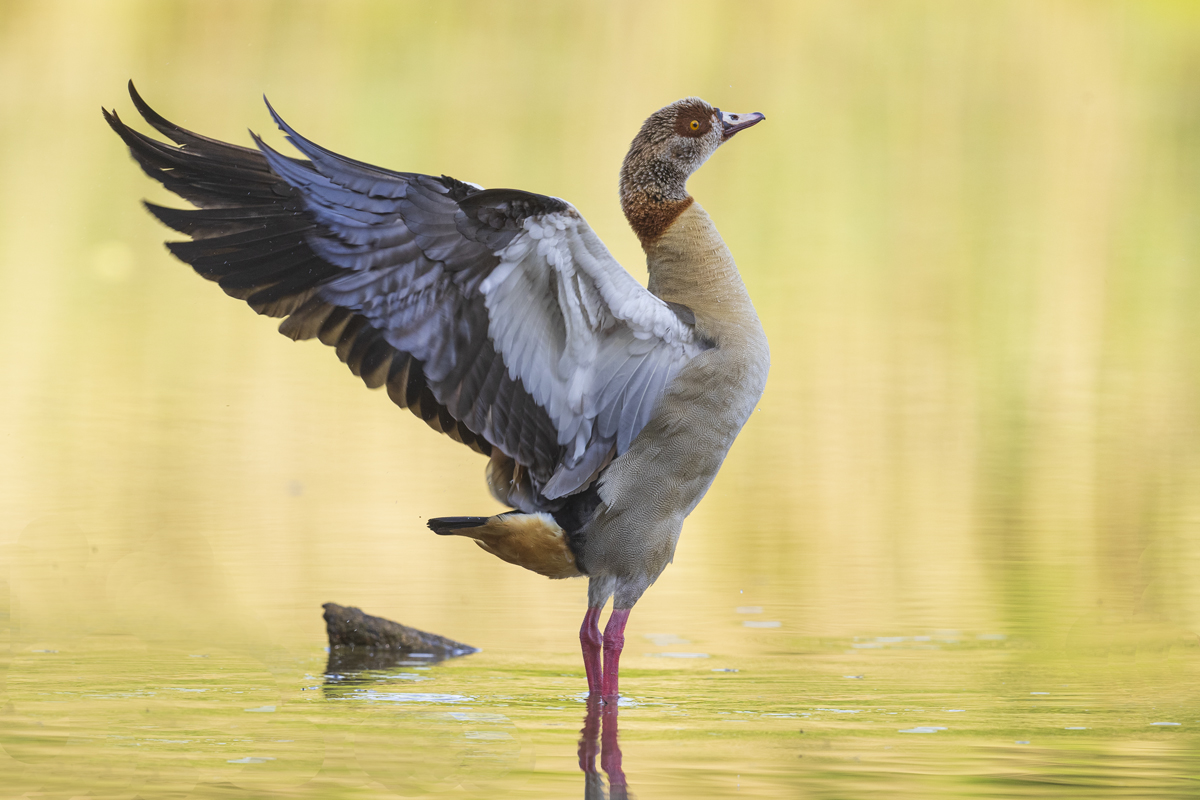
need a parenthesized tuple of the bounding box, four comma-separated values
(620, 97, 765, 244)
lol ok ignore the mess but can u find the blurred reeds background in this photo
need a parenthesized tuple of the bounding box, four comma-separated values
(2, 0, 1200, 659)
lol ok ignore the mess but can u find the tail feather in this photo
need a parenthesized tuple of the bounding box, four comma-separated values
(428, 516, 489, 535)
(428, 512, 582, 579)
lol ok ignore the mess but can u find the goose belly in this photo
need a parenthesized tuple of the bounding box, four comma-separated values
(582, 337, 769, 581)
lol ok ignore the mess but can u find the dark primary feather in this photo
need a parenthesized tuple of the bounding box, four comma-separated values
(104, 81, 577, 498)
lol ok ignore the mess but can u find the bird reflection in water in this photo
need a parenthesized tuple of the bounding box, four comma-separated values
(579, 699, 629, 799)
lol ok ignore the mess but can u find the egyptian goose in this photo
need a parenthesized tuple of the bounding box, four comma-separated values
(105, 83, 769, 701)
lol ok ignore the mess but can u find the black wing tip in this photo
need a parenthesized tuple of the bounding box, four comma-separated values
(143, 201, 193, 235)
(428, 516, 489, 535)
(261, 95, 302, 148)
(126, 79, 166, 131)
(142, 200, 169, 222)
(103, 103, 146, 150)
(113, 79, 189, 147)
(101, 105, 119, 129)
(258, 97, 330, 167)
(102, 88, 136, 134)
(262, 95, 282, 129)
(101, 81, 147, 140)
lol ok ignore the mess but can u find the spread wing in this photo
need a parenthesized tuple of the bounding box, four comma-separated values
(105, 82, 707, 509)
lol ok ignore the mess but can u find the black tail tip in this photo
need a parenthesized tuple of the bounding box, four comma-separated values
(428, 516, 489, 535)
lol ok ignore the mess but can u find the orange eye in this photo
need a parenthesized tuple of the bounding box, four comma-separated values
(689, 120, 700, 131)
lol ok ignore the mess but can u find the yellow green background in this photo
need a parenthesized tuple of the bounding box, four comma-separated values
(2, 1, 1200, 797)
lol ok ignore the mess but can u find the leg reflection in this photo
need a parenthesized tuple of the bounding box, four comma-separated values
(579, 698, 603, 798)
(579, 698, 630, 799)
(601, 700, 628, 797)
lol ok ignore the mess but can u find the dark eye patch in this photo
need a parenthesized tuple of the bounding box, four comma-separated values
(674, 111, 712, 138)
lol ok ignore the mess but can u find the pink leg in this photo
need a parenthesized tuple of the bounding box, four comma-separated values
(601, 608, 631, 702)
(580, 606, 603, 697)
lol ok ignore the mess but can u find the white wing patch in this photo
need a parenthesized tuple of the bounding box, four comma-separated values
(481, 211, 705, 496)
